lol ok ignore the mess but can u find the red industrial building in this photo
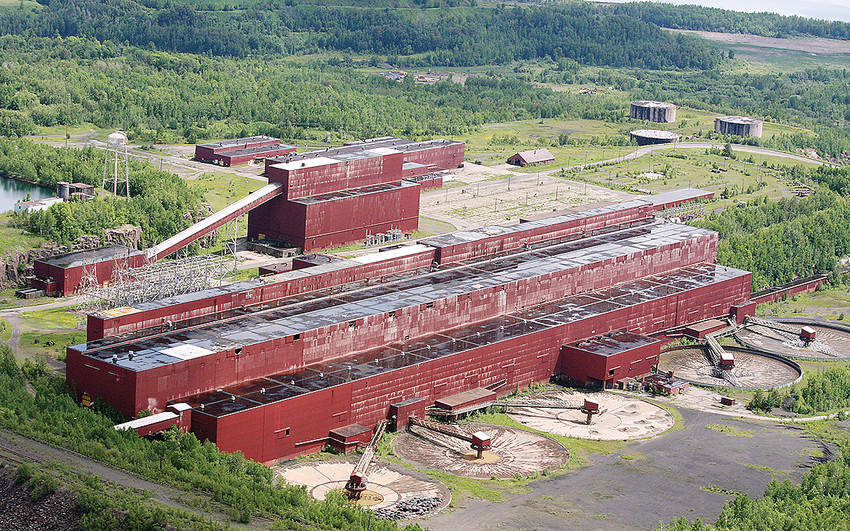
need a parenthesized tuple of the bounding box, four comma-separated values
(507, 148, 555, 167)
(31, 137, 461, 296)
(68, 197, 754, 464)
(194, 136, 295, 167)
(250, 138, 464, 252)
(32, 245, 146, 297)
(558, 330, 660, 387)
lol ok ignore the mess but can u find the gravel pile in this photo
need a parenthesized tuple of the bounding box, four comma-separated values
(374, 496, 442, 520)
(0, 467, 81, 530)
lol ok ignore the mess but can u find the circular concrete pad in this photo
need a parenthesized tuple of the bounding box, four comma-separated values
(393, 423, 569, 479)
(659, 346, 801, 389)
(275, 461, 450, 516)
(507, 391, 674, 440)
(737, 323, 850, 361)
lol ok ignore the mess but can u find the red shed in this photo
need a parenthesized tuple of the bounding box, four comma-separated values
(507, 148, 555, 167)
(558, 330, 660, 388)
(33, 245, 145, 296)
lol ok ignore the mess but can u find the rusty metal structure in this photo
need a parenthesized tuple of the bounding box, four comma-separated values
(344, 420, 388, 501)
(67, 193, 757, 464)
(491, 397, 600, 425)
(408, 416, 492, 459)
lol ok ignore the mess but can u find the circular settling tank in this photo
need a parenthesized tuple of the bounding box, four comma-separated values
(736, 321, 850, 361)
(393, 423, 569, 479)
(658, 345, 801, 389)
(275, 461, 450, 518)
(507, 391, 674, 440)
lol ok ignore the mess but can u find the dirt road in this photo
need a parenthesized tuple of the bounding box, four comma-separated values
(0, 428, 265, 529)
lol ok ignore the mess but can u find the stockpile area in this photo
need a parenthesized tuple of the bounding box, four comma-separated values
(506, 391, 674, 440)
(274, 461, 450, 520)
(0, 466, 80, 531)
(658, 345, 801, 389)
(736, 321, 850, 361)
(392, 423, 569, 479)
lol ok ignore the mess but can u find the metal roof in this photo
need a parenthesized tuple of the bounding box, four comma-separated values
(266, 138, 463, 166)
(39, 245, 143, 269)
(511, 148, 554, 164)
(645, 188, 713, 207)
(180, 262, 748, 418)
(630, 130, 680, 140)
(196, 136, 278, 149)
(716, 116, 763, 125)
(420, 199, 650, 248)
(568, 330, 658, 357)
(76, 222, 721, 373)
(631, 100, 676, 109)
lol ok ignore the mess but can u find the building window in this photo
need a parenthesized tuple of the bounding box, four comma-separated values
(293, 334, 300, 341)
(608, 368, 615, 376)
(425, 302, 434, 309)
(388, 311, 396, 318)
(348, 320, 356, 328)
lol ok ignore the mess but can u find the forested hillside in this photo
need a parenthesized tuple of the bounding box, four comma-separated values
(612, 2, 850, 40)
(0, 0, 719, 68)
(0, 36, 628, 141)
(0, 34, 848, 157)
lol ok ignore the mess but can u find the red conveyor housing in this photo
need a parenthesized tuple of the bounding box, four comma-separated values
(145, 182, 284, 262)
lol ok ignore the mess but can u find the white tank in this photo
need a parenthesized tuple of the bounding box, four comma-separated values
(107, 131, 128, 145)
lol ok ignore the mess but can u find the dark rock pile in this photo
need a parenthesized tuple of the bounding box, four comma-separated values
(0, 467, 81, 530)
(374, 496, 442, 520)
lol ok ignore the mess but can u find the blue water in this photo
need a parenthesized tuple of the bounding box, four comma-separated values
(0, 176, 55, 213)
(602, 0, 850, 23)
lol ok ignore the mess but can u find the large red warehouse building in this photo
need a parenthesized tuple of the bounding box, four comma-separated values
(68, 198, 753, 464)
(194, 136, 296, 167)
(250, 137, 464, 251)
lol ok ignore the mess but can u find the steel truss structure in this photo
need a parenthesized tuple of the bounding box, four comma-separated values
(79, 217, 240, 313)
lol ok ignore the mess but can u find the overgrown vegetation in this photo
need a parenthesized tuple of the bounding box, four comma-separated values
(0, 139, 202, 247)
(614, 3, 850, 40)
(0, 346, 416, 529)
(749, 366, 850, 415)
(0, 0, 720, 69)
(692, 190, 850, 290)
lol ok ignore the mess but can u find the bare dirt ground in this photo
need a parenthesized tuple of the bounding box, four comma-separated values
(393, 423, 570, 479)
(0, 466, 81, 531)
(413, 408, 830, 530)
(666, 29, 850, 55)
(659, 347, 801, 389)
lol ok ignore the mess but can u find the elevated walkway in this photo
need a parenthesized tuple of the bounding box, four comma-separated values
(146, 182, 284, 261)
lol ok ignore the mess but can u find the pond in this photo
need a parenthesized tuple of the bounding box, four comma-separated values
(0, 177, 55, 213)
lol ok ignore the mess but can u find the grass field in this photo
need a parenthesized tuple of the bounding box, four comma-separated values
(20, 307, 84, 330)
(757, 286, 850, 320)
(19, 330, 85, 362)
(456, 110, 813, 167)
(0, 213, 48, 253)
(187, 172, 264, 213)
(0, 318, 10, 342)
(0, 0, 40, 13)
